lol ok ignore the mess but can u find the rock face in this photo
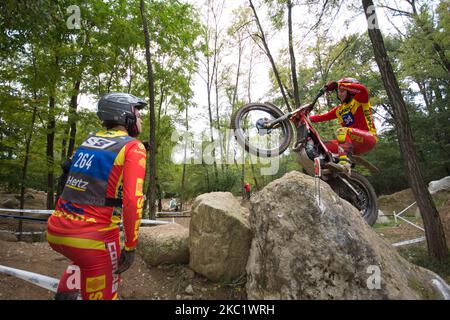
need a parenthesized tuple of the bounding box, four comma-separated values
(137, 224, 189, 266)
(0, 231, 17, 242)
(24, 188, 47, 199)
(246, 171, 449, 300)
(189, 192, 252, 282)
(2, 198, 19, 209)
(429, 176, 450, 194)
(427, 177, 450, 248)
(376, 210, 390, 224)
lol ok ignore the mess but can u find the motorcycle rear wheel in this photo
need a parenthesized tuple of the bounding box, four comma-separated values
(329, 171, 378, 226)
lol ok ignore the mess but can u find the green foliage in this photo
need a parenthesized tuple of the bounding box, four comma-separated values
(0, 0, 448, 205)
(265, 6, 450, 196)
(398, 244, 450, 283)
(0, 0, 203, 200)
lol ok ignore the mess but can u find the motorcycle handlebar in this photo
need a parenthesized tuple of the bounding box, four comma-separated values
(305, 86, 326, 112)
(314, 87, 326, 101)
(287, 86, 327, 120)
(291, 85, 326, 112)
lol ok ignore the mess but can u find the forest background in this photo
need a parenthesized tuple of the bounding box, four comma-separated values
(0, 0, 448, 216)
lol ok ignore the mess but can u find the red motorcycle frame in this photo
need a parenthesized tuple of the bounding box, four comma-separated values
(231, 88, 379, 225)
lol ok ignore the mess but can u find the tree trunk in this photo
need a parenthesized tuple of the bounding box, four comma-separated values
(362, 0, 448, 261)
(157, 86, 164, 130)
(180, 106, 188, 212)
(61, 126, 69, 162)
(247, 45, 255, 104)
(207, 47, 219, 184)
(65, 27, 89, 158)
(247, 46, 259, 191)
(156, 182, 162, 213)
(226, 31, 244, 171)
(140, 0, 157, 219)
(47, 94, 56, 210)
(207, 83, 219, 185)
(249, 0, 291, 112)
(18, 99, 38, 241)
(415, 80, 432, 113)
(213, 28, 224, 172)
(202, 159, 211, 191)
(250, 161, 260, 191)
(67, 80, 81, 158)
(106, 53, 119, 93)
(127, 46, 135, 94)
(287, 0, 300, 108)
(61, 79, 81, 161)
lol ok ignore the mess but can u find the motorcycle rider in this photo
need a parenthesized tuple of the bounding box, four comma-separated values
(310, 77, 377, 173)
(47, 93, 147, 300)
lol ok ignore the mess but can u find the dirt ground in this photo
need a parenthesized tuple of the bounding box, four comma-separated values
(0, 239, 246, 300)
(0, 191, 246, 300)
(0, 218, 435, 300)
(373, 219, 425, 244)
(0, 189, 448, 300)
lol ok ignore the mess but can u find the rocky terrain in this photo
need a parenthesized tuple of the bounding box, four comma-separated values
(0, 175, 449, 300)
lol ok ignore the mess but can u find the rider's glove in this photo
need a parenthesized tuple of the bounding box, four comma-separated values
(324, 80, 338, 92)
(115, 249, 136, 274)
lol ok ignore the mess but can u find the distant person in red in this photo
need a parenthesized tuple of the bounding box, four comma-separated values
(47, 93, 147, 300)
(244, 182, 251, 200)
(310, 77, 377, 173)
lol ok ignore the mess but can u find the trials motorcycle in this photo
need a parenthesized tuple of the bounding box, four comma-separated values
(230, 87, 379, 226)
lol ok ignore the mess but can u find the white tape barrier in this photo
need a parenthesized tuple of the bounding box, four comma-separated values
(0, 208, 174, 225)
(157, 211, 190, 214)
(394, 214, 425, 232)
(0, 230, 44, 235)
(392, 236, 426, 247)
(431, 275, 450, 300)
(0, 208, 52, 214)
(0, 265, 59, 292)
(0, 208, 191, 216)
(394, 202, 417, 218)
(141, 219, 172, 225)
(0, 207, 170, 222)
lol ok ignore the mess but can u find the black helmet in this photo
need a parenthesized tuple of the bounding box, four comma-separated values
(97, 93, 147, 137)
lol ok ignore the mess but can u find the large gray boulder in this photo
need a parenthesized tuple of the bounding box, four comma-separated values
(189, 192, 252, 282)
(2, 198, 19, 209)
(376, 210, 390, 225)
(0, 231, 17, 242)
(246, 171, 449, 300)
(429, 176, 450, 194)
(137, 223, 189, 266)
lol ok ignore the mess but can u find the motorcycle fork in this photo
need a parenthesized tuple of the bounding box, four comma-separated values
(336, 175, 361, 199)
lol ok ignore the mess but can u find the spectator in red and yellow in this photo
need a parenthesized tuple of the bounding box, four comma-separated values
(47, 93, 147, 300)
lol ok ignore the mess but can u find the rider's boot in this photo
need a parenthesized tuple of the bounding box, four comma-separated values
(336, 140, 353, 176)
(324, 160, 351, 176)
(337, 155, 352, 176)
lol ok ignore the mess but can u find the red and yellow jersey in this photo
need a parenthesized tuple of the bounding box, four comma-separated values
(310, 82, 377, 137)
(47, 130, 147, 251)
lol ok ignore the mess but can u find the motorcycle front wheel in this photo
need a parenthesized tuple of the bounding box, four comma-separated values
(230, 103, 293, 158)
